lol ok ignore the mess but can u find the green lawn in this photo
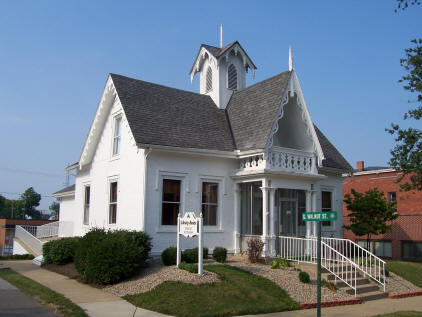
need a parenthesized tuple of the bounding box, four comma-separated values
(0, 269, 88, 317)
(373, 311, 422, 317)
(124, 264, 299, 317)
(387, 260, 422, 288)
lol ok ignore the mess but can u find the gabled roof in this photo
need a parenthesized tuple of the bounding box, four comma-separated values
(52, 184, 75, 196)
(110, 74, 235, 152)
(226, 71, 292, 151)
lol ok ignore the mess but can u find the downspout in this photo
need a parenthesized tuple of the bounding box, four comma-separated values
(141, 147, 152, 232)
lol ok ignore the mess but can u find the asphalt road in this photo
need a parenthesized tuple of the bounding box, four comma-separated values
(0, 276, 57, 317)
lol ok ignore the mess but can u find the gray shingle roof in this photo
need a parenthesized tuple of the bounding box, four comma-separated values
(110, 71, 351, 171)
(111, 74, 235, 152)
(53, 184, 75, 195)
(227, 71, 291, 151)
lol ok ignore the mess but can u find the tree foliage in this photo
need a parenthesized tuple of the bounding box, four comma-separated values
(395, 0, 421, 11)
(387, 38, 422, 191)
(49, 201, 60, 218)
(0, 188, 42, 219)
(344, 188, 398, 250)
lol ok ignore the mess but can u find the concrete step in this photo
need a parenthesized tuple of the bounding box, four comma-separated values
(358, 291, 389, 301)
(336, 277, 371, 287)
(346, 285, 380, 295)
(327, 272, 360, 280)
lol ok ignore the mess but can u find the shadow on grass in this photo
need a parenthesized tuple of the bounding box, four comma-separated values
(124, 264, 299, 317)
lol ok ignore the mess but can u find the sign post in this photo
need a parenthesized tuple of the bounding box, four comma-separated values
(176, 211, 203, 275)
(302, 211, 337, 317)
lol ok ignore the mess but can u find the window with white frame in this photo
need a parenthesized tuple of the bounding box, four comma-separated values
(83, 186, 90, 225)
(205, 66, 212, 93)
(109, 181, 118, 224)
(321, 191, 332, 226)
(227, 64, 237, 90)
(112, 116, 122, 156)
(162, 179, 181, 226)
(202, 182, 218, 226)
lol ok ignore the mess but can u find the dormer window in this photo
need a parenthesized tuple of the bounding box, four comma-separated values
(228, 64, 238, 90)
(112, 116, 122, 156)
(205, 66, 212, 93)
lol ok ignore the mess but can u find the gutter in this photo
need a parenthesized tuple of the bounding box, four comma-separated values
(141, 147, 152, 232)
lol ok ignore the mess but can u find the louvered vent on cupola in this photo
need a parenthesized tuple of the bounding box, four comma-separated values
(205, 66, 212, 93)
(227, 64, 238, 91)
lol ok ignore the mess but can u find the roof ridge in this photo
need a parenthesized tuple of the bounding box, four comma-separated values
(110, 73, 209, 99)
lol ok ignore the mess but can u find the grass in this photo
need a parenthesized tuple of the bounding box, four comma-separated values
(124, 264, 299, 317)
(386, 260, 422, 288)
(0, 269, 88, 317)
(372, 311, 422, 317)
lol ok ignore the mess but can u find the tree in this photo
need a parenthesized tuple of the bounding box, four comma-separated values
(20, 187, 41, 219)
(343, 188, 398, 251)
(49, 201, 60, 219)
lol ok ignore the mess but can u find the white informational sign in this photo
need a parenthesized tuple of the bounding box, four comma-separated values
(179, 212, 198, 238)
(176, 211, 203, 275)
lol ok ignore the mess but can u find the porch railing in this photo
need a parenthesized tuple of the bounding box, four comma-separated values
(237, 147, 317, 175)
(279, 236, 385, 296)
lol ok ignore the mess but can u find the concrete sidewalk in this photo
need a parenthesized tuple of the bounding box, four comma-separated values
(247, 296, 422, 317)
(0, 260, 168, 317)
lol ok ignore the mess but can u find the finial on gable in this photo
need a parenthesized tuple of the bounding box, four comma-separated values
(289, 46, 293, 71)
(220, 24, 223, 48)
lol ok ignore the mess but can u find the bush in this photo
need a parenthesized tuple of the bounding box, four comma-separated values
(385, 268, 390, 277)
(212, 247, 227, 263)
(181, 247, 208, 264)
(43, 237, 80, 265)
(178, 261, 198, 273)
(74, 228, 152, 285)
(270, 258, 290, 269)
(0, 254, 34, 260)
(299, 271, 310, 283)
(161, 246, 177, 266)
(247, 238, 264, 263)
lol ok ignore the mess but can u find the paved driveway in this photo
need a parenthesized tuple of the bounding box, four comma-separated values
(0, 276, 57, 317)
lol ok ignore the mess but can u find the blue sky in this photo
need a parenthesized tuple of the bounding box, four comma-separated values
(0, 1, 421, 210)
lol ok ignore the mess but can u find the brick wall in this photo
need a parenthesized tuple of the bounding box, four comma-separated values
(343, 170, 422, 260)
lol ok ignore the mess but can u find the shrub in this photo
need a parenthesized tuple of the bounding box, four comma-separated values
(43, 237, 80, 265)
(161, 246, 177, 266)
(385, 268, 390, 277)
(270, 258, 290, 269)
(247, 238, 264, 263)
(212, 247, 227, 263)
(299, 271, 310, 283)
(322, 279, 337, 292)
(74, 228, 152, 285)
(178, 261, 198, 273)
(0, 254, 34, 260)
(181, 247, 208, 264)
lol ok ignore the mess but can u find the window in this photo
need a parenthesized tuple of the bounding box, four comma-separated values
(402, 241, 422, 260)
(227, 64, 237, 90)
(83, 186, 90, 225)
(298, 190, 306, 226)
(109, 182, 117, 224)
(162, 179, 181, 225)
(321, 191, 332, 226)
(388, 192, 396, 203)
(240, 182, 262, 235)
(374, 241, 392, 258)
(202, 182, 218, 226)
(112, 116, 122, 156)
(205, 67, 212, 93)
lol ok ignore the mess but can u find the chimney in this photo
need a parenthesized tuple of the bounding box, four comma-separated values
(356, 161, 365, 172)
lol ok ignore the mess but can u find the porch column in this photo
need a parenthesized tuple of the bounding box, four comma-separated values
(269, 187, 276, 256)
(305, 190, 312, 238)
(260, 180, 269, 256)
(234, 183, 241, 253)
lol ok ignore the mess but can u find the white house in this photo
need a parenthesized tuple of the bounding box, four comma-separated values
(53, 40, 352, 257)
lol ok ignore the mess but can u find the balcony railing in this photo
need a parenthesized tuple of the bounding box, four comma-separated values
(237, 147, 317, 175)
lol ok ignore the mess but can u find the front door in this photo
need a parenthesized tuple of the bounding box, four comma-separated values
(279, 200, 297, 236)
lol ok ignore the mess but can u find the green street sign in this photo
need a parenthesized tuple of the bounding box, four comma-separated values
(302, 211, 337, 222)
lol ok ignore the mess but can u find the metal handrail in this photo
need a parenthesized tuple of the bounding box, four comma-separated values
(36, 221, 59, 239)
(15, 225, 44, 256)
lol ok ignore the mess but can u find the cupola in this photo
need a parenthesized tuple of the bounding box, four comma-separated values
(190, 37, 256, 109)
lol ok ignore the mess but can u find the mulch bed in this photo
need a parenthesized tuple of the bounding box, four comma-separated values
(42, 262, 80, 280)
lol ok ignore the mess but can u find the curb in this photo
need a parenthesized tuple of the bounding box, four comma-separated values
(300, 298, 362, 309)
(388, 291, 422, 299)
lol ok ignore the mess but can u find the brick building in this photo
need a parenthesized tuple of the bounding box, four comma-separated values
(343, 161, 422, 261)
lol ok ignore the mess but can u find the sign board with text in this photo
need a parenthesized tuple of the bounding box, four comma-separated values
(302, 211, 337, 222)
(179, 212, 198, 237)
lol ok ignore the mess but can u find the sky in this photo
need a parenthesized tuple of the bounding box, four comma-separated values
(0, 1, 421, 211)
